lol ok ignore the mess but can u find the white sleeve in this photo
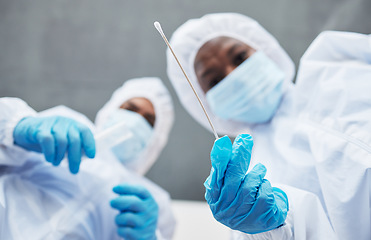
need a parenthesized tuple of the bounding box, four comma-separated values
(300, 31, 371, 64)
(230, 185, 337, 240)
(153, 190, 176, 240)
(0, 97, 37, 166)
(295, 31, 371, 239)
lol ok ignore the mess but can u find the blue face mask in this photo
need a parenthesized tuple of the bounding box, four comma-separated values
(102, 109, 153, 164)
(206, 51, 285, 124)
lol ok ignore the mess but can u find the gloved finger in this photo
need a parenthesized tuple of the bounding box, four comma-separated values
(115, 212, 142, 227)
(113, 184, 152, 200)
(244, 179, 287, 233)
(36, 130, 55, 163)
(51, 119, 70, 166)
(273, 187, 289, 216)
(210, 135, 232, 188)
(237, 163, 267, 206)
(76, 122, 95, 159)
(67, 125, 82, 174)
(117, 227, 137, 239)
(110, 195, 145, 212)
(211, 159, 261, 219)
(25, 117, 42, 144)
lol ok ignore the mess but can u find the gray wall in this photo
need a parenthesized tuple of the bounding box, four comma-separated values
(1, 0, 370, 200)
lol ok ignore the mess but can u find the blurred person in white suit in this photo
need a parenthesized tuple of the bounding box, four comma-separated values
(0, 77, 175, 239)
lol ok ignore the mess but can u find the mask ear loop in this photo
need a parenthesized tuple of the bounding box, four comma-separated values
(154, 21, 219, 140)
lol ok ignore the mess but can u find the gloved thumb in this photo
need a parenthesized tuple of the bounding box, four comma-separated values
(210, 135, 232, 187)
(204, 135, 232, 202)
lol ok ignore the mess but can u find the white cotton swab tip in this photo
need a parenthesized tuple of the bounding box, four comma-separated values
(154, 21, 164, 36)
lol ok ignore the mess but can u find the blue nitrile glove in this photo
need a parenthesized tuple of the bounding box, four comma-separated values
(13, 116, 95, 174)
(204, 134, 289, 234)
(110, 184, 159, 240)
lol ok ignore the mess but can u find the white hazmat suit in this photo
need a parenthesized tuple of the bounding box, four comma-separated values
(167, 12, 371, 240)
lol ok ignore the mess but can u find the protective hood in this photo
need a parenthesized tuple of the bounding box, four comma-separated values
(95, 77, 174, 175)
(167, 12, 295, 137)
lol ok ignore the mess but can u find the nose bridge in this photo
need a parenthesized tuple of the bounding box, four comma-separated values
(137, 110, 146, 119)
(225, 64, 236, 76)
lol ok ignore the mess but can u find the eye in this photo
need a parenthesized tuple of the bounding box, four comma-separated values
(144, 114, 155, 127)
(126, 107, 136, 113)
(209, 76, 223, 89)
(233, 51, 247, 66)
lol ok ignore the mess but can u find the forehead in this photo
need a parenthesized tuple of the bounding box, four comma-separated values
(200, 36, 244, 50)
(124, 97, 154, 112)
(194, 36, 247, 68)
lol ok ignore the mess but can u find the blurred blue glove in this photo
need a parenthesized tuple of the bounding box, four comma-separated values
(204, 134, 289, 234)
(13, 116, 96, 174)
(110, 184, 158, 240)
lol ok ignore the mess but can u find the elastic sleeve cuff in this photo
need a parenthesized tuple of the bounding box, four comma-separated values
(0, 98, 37, 147)
(3, 111, 36, 147)
(230, 219, 293, 240)
(155, 229, 165, 240)
(0, 98, 37, 166)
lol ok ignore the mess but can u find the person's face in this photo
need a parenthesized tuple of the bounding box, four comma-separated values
(194, 36, 256, 93)
(120, 97, 156, 127)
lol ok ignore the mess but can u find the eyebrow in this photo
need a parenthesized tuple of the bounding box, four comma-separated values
(201, 67, 217, 79)
(199, 43, 242, 80)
